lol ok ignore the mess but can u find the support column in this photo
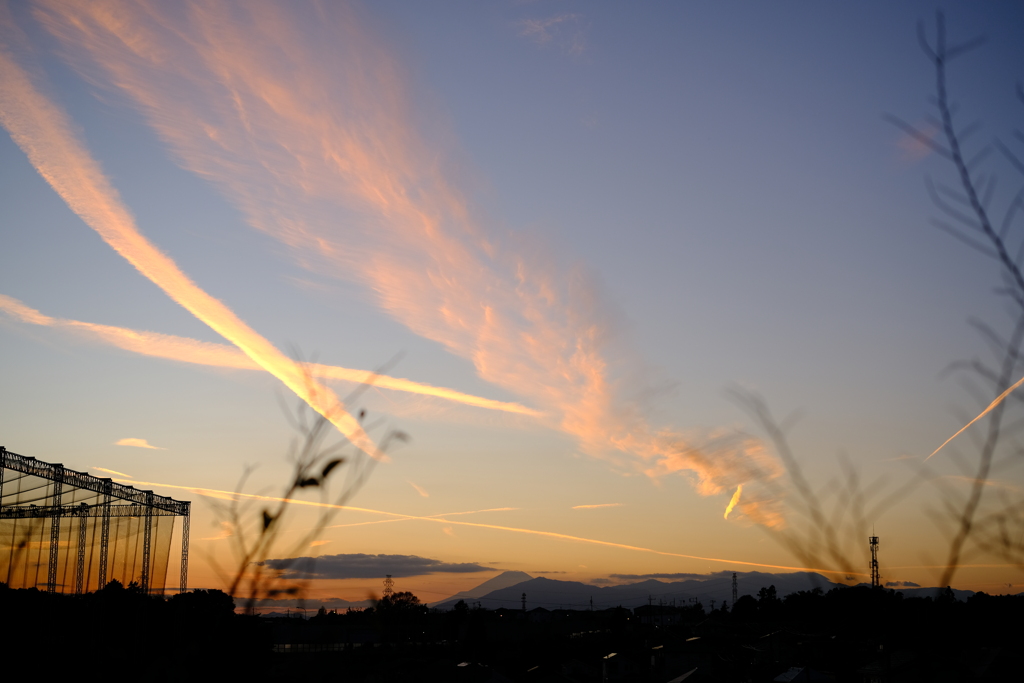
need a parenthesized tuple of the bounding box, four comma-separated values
(179, 503, 190, 594)
(75, 506, 87, 594)
(0, 446, 6, 504)
(98, 481, 112, 588)
(140, 492, 153, 593)
(46, 465, 63, 593)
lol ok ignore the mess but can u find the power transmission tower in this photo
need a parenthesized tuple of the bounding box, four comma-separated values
(869, 536, 881, 588)
(732, 572, 738, 604)
(383, 574, 394, 597)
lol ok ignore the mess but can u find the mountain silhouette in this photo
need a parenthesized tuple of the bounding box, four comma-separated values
(432, 570, 978, 610)
(430, 570, 533, 606)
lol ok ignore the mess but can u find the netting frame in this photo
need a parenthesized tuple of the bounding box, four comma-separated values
(0, 446, 190, 594)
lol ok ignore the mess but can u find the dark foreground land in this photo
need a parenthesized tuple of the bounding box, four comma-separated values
(2, 581, 1022, 682)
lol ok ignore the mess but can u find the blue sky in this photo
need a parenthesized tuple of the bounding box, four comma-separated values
(2, 1, 1023, 599)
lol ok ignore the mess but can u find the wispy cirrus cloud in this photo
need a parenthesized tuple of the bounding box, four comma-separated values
(17, 0, 782, 524)
(572, 503, 622, 510)
(518, 13, 586, 55)
(115, 437, 165, 450)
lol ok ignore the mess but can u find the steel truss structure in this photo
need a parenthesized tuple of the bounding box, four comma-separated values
(0, 446, 190, 594)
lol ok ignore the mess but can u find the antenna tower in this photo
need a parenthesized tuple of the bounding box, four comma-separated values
(869, 535, 880, 588)
(522, 592, 526, 612)
(732, 572, 738, 604)
(383, 574, 394, 597)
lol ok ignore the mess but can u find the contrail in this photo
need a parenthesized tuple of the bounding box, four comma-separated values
(326, 507, 519, 529)
(723, 484, 742, 519)
(926, 375, 1024, 460)
(0, 294, 543, 417)
(121, 477, 864, 578)
(0, 46, 374, 456)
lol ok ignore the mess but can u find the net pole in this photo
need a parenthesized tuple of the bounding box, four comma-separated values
(75, 507, 87, 594)
(179, 503, 190, 594)
(98, 481, 112, 588)
(141, 492, 153, 593)
(46, 466, 63, 593)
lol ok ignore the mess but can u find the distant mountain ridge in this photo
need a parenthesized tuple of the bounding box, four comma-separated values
(429, 570, 533, 606)
(432, 570, 981, 611)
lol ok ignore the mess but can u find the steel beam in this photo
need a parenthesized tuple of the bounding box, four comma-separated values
(0, 449, 186, 514)
(0, 503, 183, 518)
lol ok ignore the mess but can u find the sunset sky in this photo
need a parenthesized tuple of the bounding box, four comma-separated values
(3, 1, 1024, 604)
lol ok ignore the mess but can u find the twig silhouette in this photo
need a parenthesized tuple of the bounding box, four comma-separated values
(208, 357, 407, 611)
(887, 12, 1024, 586)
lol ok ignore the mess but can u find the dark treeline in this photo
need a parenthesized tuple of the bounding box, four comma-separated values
(3, 581, 1022, 681)
(0, 580, 266, 677)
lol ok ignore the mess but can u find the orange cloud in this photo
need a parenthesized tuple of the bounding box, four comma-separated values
(0, 294, 541, 417)
(408, 481, 429, 498)
(24, 0, 781, 520)
(115, 437, 165, 450)
(572, 503, 622, 510)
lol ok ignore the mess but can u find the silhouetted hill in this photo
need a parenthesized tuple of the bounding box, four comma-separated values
(433, 570, 981, 610)
(429, 570, 533, 607)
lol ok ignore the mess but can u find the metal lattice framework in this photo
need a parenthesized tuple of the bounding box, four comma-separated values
(0, 447, 190, 594)
(869, 535, 881, 589)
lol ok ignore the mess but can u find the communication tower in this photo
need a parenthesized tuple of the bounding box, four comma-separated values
(522, 592, 526, 612)
(869, 535, 881, 588)
(383, 574, 394, 597)
(732, 572, 738, 604)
